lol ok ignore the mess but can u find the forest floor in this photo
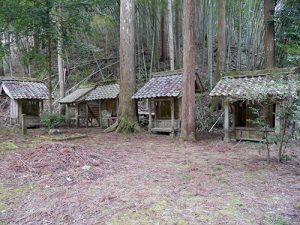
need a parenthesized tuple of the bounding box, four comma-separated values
(0, 127, 300, 225)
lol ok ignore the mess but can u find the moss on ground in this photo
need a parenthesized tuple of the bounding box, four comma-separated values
(0, 142, 18, 153)
(0, 183, 30, 211)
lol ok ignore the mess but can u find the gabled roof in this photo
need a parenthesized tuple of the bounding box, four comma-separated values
(210, 67, 300, 101)
(0, 80, 48, 100)
(132, 72, 183, 99)
(59, 87, 95, 104)
(85, 83, 119, 101)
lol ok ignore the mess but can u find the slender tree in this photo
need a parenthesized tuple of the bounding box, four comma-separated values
(264, 0, 276, 68)
(216, 0, 226, 82)
(57, 2, 65, 114)
(181, 0, 196, 141)
(168, 0, 175, 70)
(117, 0, 139, 132)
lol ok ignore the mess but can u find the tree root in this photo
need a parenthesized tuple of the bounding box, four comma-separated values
(104, 118, 140, 133)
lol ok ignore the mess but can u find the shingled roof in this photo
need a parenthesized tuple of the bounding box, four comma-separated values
(59, 87, 95, 104)
(0, 80, 48, 100)
(210, 68, 300, 101)
(132, 73, 183, 99)
(85, 83, 119, 101)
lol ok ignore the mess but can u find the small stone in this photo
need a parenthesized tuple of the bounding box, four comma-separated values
(82, 165, 91, 171)
(66, 177, 72, 182)
(292, 184, 300, 190)
(49, 129, 62, 135)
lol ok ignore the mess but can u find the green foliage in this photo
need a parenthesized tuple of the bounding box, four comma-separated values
(276, 1, 300, 67)
(269, 216, 289, 225)
(41, 112, 65, 129)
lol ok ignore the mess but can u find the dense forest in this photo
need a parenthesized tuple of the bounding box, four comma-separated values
(0, 0, 299, 134)
(0, 0, 299, 86)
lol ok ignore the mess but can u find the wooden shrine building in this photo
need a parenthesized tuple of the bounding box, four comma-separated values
(59, 83, 119, 128)
(0, 78, 48, 127)
(210, 67, 300, 142)
(132, 70, 202, 135)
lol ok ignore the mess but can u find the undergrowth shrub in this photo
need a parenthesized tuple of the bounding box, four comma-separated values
(41, 112, 65, 129)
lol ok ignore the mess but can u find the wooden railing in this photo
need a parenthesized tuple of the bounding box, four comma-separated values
(153, 119, 180, 129)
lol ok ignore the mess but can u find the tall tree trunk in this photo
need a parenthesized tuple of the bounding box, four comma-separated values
(236, 0, 242, 71)
(174, 0, 181, 68)
(160, 0, 168, 62)
(118, 0, 138, 131)
(168, 0, 175, 70)
(264, 0, 275, 68)
(216, 0, 226, 82)
(181, 0, 196, 141)
(57, 3, 65, 114)
(0, 60, 4, 76)
(207, 0, 213, 90)
(47, 36, 53, 113)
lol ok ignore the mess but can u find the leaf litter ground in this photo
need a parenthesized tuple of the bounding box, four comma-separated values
(0, 128, 299, 225)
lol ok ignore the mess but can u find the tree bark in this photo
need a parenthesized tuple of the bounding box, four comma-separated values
(174, 0, 181, 68)
(47, 36, 53, 113)
(168, 0, 175, 70)
(180, 0, 196, 141)
(160, 0, 168, 62)
(118, 0, 138, 131)
(216, 0, 226, 82)
(264, 0, 275, 68)
(57, 3, 65, 114)
(207, 0, 213, 90)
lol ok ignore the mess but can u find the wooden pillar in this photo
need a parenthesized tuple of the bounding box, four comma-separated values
(275, 103, 281, 134)
(224, 99, 230, 142)
(99, 100, 102, 128)
(171, 97, 175, 137)
(231, 104, 236, 141)
(21, 114, 27, 135)
(148, 99, 152, 133)
(65, 104, 70, 126)
(75, 104, 79, 128)
(85, 103, 89, 128)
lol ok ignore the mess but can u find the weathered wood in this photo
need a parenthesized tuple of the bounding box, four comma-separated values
(148, 99, 152, 132)
(99, 100, 102, 128)
(65, 104, 70, 126)
(85, 103, 89, 127)
(75, 104, 79, 128)
(21, 114, 27, 135)
(275, 103, 281, 134)
(171, 97, 175, 137)
(224, 100, 230, 142)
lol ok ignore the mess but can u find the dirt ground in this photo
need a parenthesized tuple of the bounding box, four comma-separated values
(0, 128, 300, 225)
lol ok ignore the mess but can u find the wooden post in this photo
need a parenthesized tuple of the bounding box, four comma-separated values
(75, 104, 79, 128)
(65, 104, 70, 126)
(85, 103, 89, 128)
(171, 97, 175, 137)
(275, 103, 281, 134)
(148, 99, 152, 133)
(231, 104, 236, 141)
(99, 100, 102, 128)
(21, 114, 27, 135)
(224, 99, 230, 142)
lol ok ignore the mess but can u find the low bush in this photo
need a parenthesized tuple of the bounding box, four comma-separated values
(41, 112, 65, 129)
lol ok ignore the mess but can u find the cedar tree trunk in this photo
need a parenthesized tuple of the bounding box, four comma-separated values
(168, 0, 175, 70)
(180, 0, 196, 141)
(118, 0, 138, 131)
(264, 0, 276, 68)
(216, 0, 226, 82)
